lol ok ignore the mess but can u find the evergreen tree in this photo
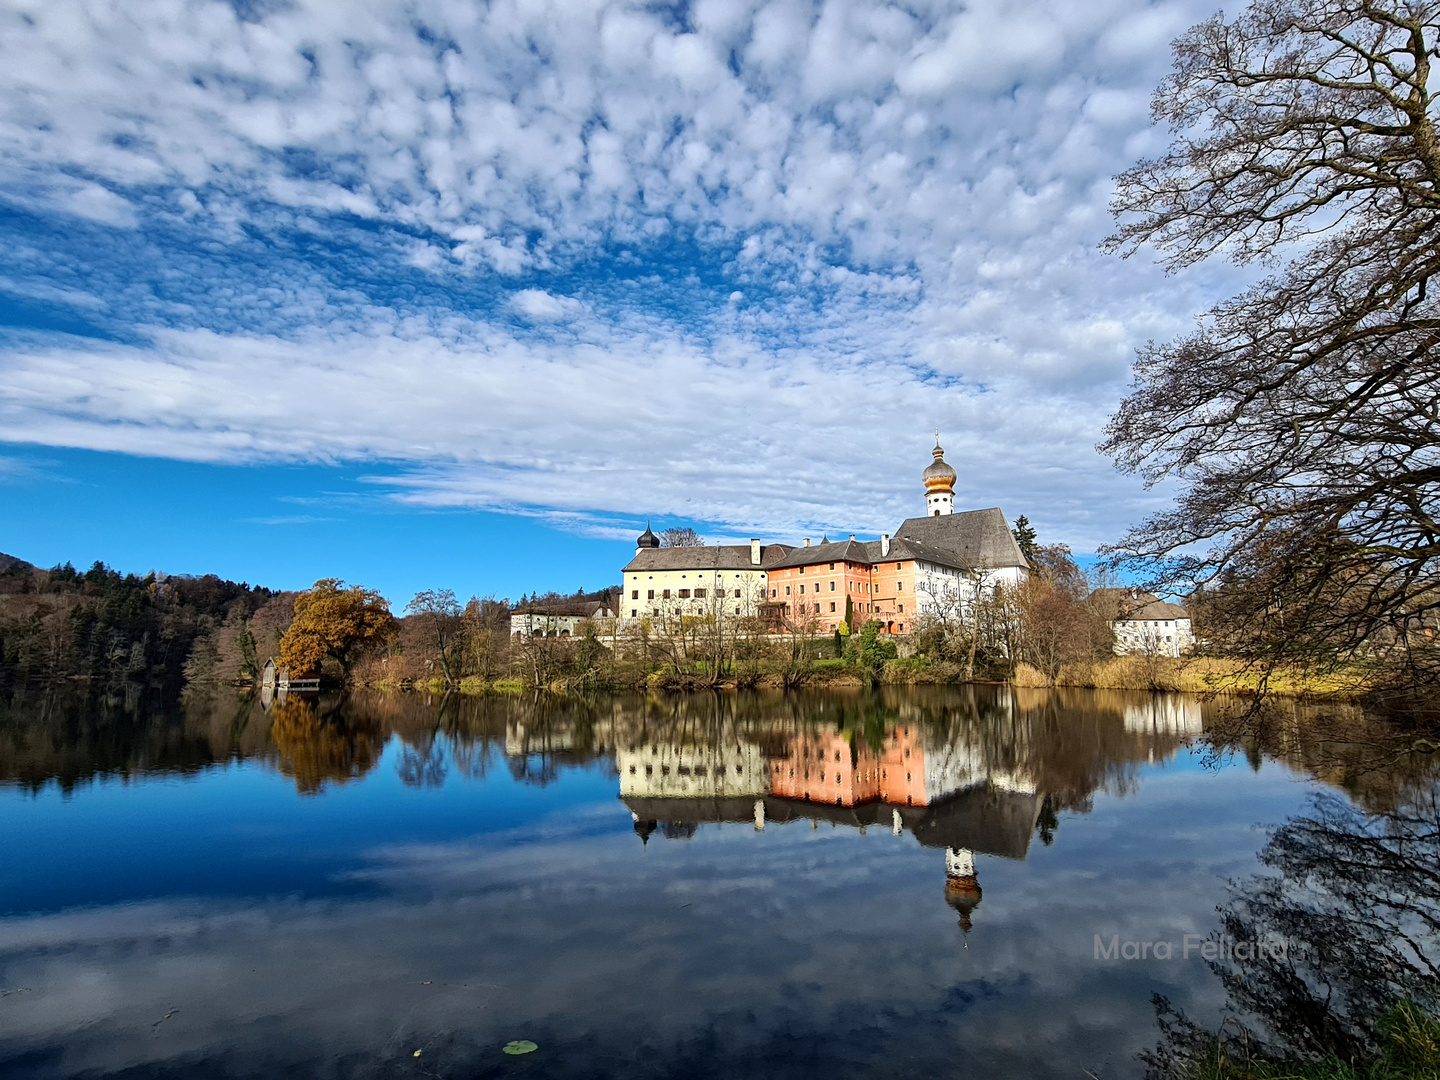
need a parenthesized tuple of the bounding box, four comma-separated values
(1011, 515, 1038, 562)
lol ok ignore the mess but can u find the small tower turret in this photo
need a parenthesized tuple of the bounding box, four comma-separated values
(635, 523, 660, 556)
(922, 432, 957, 517)
(944, 847, 982, 934)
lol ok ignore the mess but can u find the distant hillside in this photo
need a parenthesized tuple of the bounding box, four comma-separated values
(0, 560, 278, 695)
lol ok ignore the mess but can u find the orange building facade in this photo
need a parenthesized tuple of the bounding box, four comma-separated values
(763, 539, 918, 635)
(769, 724, 930, 807)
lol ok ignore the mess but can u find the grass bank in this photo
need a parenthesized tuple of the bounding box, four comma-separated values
(360, 654, 1372, 699)
(1162, 1002, 1440, 1080)
(1013, 656, 1372, 698)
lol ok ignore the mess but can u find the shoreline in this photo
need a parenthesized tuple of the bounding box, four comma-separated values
(350, 654, 1371, 701)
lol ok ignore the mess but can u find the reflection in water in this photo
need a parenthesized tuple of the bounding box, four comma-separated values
(3, 684, 1438, 1080)
(1149, 779, 1440, 1075)
(267, 696, 385, 796)
(616, 702, 1047, 935)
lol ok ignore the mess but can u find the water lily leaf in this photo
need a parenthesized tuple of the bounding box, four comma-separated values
(502, 1040, 538, 1055)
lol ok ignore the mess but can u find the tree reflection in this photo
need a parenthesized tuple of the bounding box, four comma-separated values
(1146, 780, 1440, 1075)
(396, 742, 446, 788)
(267, 696, 383, 796)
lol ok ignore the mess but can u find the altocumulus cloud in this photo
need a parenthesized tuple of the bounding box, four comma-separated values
(0, 0, 1243, 545)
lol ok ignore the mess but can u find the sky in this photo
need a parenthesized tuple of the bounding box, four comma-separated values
(0, 0, 1246, 603)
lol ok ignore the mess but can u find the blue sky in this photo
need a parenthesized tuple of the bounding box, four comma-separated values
(0, 0, 1241, 603)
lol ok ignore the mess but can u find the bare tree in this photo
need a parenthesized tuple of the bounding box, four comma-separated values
(460, 595, 509, 682)
(405, 589, 463, 688)
(1102, 0, 1440, 706)
(659, 526, 705, 548)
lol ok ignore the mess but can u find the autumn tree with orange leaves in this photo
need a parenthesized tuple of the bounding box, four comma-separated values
(277, 579, 398, 681)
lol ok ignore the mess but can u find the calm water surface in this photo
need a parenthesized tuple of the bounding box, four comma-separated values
(0, 686, 1433, 1079)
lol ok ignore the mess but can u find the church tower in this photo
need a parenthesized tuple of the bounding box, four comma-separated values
(944, 847, 982, 934)
(922, 435, 957, 517)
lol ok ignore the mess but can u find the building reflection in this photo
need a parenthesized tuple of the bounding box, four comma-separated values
(613, 696, 1106, 936)
(14, 682, 1430, 936)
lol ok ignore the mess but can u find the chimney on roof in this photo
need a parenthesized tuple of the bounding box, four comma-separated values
(881, 534, 890, 556)
(849, 534, 856, 541)
(750, 538, 761, 565)
(803, 537, 811, 547)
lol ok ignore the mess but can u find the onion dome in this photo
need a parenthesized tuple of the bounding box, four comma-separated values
(922, 439, 957, 494)
(944, 876, 983, 933)
(636, 523, 660, 549)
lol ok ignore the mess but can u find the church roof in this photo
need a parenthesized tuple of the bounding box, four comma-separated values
(892, 508, 1029, 570)
(622, 544, 793, 573)
(882, 536, 975, 572)
(900, 782, 1041, 859)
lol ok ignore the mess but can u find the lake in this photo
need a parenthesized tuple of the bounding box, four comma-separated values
(1, 685, 1435, 1079)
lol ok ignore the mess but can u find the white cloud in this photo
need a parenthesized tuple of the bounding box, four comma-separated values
(0, 0, 1244, 549)
(509, 288, 584, 321)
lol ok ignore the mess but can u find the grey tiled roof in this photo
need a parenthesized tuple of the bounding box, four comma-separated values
(766, 529, 1005, 574)
(767, 538, 874, 570)
(622, 544, 793, 573)
(516, 599, 615, 617)
(1091, 589, 1190, 621)
(892, 508, 1030, 569)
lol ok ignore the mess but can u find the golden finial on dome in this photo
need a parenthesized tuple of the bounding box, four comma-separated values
(922, 432, 957, 515)
(922, 436, 957, 491)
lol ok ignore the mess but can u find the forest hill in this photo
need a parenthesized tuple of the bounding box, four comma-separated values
(0, 554, 614, 695)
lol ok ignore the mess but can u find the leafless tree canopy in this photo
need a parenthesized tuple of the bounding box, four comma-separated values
(659, 526, 705, 548)
(1102, 0, 1440, 702)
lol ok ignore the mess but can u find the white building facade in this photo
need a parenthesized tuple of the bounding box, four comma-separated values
(619, 530, 790, 627)
(1101, 590, 1195, 658)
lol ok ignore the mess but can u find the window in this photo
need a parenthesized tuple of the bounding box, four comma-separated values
(733, 589, 741, 597)
(830, 580, 835, 591)
(899, 623, 905, 632)
(771, 588, 777, 598)
(898, 603, 904, 612)
(785, 585, 791, 595)
(814, 603, 820, 613)
(662, 589, 671, 599)
(829, 562, 835, 569)
(632, 590, 639, 599)
(830, 602, 836, 612)
(897, 582, 903, 590)
(647, 589, 655, 599)
(631, 609, 637, 617)
(799, 584, 805, 594)
(694, 588, 706, 598)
